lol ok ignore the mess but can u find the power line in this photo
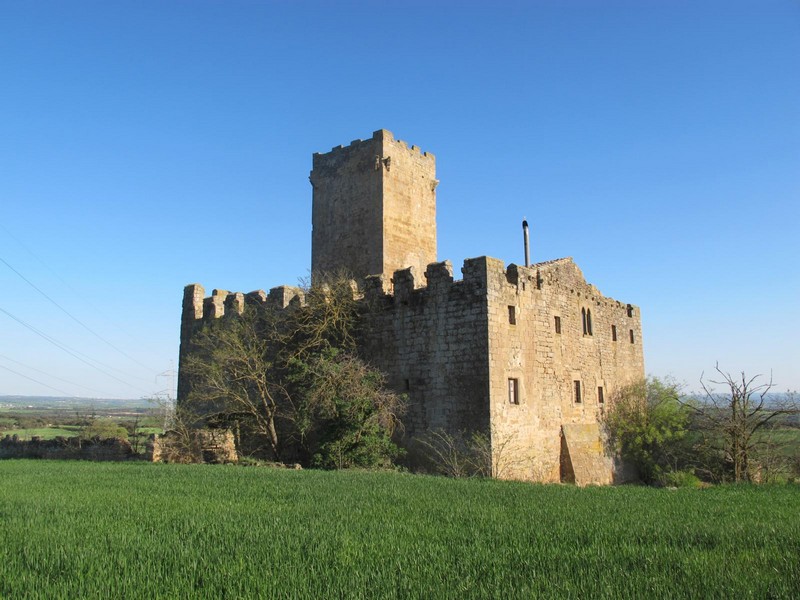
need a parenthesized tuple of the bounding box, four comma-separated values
(0, 363, 79, 398)
(0, 307, 152, 395)
(0, 222, 155, 365)
(0, 253, 158, 373)
(0, 353, 112, 397)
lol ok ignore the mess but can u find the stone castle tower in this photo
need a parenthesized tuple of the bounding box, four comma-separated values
(179, 129, 645, 484)
(310, 129, 437, 283)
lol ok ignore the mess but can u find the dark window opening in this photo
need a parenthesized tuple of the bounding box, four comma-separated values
(586, 308, 593, 336)
(508, 305, 516, 325)
(629, 329, 635, 344)
(554, 316, 562, 334)
(508, 378, 520, 405)
(574, 380, 582, 403)
(598, 386, 604, 404)
(611, 325, 617, 342)
(581, 308, 587, 335)
(627, 304, 634, 318)
(404, 379, 410, 391)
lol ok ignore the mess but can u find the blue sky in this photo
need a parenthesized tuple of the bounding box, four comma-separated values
(1, 0, 798, 399)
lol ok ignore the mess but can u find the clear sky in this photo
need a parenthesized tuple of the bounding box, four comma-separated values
(1, 0, 798, 400)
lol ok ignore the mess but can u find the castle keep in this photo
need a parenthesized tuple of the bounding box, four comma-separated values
(178, 129, 645, 484)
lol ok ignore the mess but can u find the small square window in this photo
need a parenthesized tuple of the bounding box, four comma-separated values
(598, 386, 604, 404)
(574, 380, 582, 403)
(508, 306, 516, 325)
(554, 316, 562, 334)
(508, 378, 520, 405)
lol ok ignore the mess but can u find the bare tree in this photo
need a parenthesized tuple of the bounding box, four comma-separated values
(183, 304, 286, 460)
(180, 274, 405, 468)
(692, 364, 798, 483)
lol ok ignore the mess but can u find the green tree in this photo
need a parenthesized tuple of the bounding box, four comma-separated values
(602, 377, 689, 484)
(80, 418, 128, 441)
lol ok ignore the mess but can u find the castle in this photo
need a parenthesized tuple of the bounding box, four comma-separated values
(178, 129, 645, 484)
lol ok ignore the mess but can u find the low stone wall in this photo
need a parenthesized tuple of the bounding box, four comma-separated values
(0, 435, 135, 461)
(149, 429, 238, 464)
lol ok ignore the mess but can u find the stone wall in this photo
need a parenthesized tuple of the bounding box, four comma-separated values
(485, 257, 645, 483)
(150, 429, 238, 464)
(0, 435, 135, 461)
(359, 258, 492, 442)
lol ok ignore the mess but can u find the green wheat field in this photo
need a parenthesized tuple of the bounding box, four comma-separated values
(1, 460, 798, 598)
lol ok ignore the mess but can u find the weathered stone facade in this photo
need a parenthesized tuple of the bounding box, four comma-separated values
(178, 130, 645, 484)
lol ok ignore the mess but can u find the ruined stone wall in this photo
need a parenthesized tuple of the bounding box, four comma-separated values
(484, 257, 645, 483)
(310, 129, 437, 285)
(359, 258, 492, 442)
(150, 429, 237, 464)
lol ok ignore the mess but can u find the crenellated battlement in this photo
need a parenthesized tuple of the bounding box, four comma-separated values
(312, 129, 434, 161)
(181, 255, 637, 331)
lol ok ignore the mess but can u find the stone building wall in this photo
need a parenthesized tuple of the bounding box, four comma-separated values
(485, 257, 645, 483)
(177, 255, 644, 485)
(358, 258, 492, 441)
(310, 129, 437, 285)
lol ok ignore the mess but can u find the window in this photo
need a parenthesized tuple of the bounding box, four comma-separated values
(627, 304, 634, 318)
(554, 316, 562, 334)
(586, 308, 593, 336)
(629, 329, 635, 344)
(508, 378, 520, 405)
(598, 386, 604, 404)
(574, 380, 582, 403)
(581, 308, 587, 335)
(508, 305, 516, 325)
(404, 379, 410, 391)
(611, 325, 617, 342)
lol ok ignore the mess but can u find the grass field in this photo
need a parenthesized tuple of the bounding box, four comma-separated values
(0, 461, 798, 598)
(2, 427, 80, 440)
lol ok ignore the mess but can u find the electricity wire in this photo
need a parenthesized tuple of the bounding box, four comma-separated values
(0, 353, 112, 397)
(0, 363, 79, 398)
(0, 253, 158, 373)
(0, 307, 152, 395)
(0, 222, 155, 366)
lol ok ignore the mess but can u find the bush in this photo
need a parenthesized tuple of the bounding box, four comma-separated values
(658, 470, 702, 488)
(603, 377, 690, 484)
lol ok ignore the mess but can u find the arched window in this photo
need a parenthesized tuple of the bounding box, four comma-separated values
(581, 308, 587, 335)
(586, 309, 593, 336)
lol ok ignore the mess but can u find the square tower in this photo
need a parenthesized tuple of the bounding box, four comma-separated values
(310, 129, 438, 283)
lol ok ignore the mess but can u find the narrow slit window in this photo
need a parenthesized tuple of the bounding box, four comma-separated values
(574, 380, 582, 403)
(554, 316, 562, 334)
(598, 386, 604, 404)
(581, 308, 587, 335)
(586, 308, 593, 336)
(404, 379, 410, 391)
(508, 378, 520, 405)
(629, 329, 635, 344)
(611, 325, 617, 342)
(508, 306, 516, 325)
